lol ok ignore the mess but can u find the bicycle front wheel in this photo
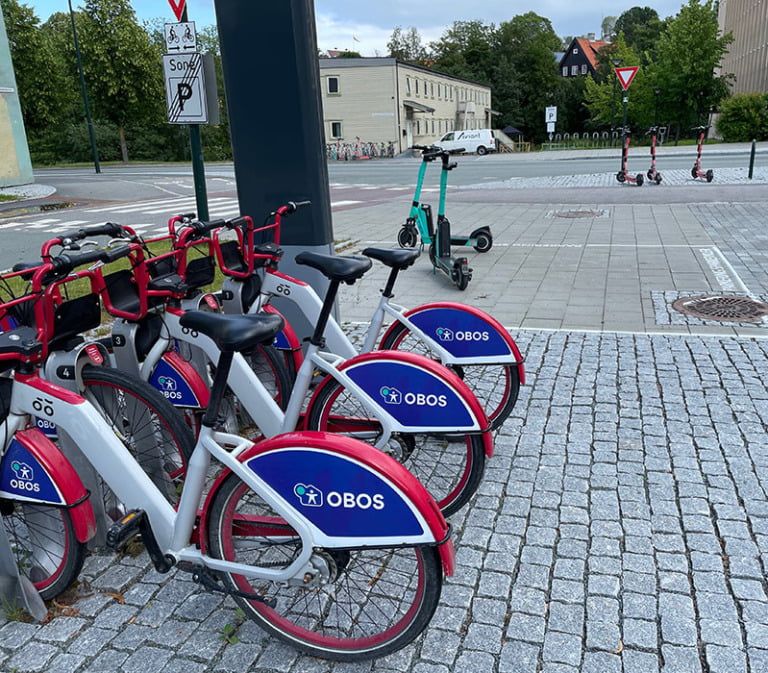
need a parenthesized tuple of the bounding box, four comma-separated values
(0, 499, 86, 600)
(380, 322, 520, 431)
(306, 379, 485, 516)
(205, 472, 443, 660)
(80, 366, 195, 520)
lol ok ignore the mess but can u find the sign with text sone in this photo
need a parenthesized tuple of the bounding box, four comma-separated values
(163, 52, 208, 124)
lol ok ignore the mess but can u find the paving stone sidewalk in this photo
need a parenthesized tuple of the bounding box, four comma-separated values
(2, 173, 768, 672)
(1, 327, 767, 673)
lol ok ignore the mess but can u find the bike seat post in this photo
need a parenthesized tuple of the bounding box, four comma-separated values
(201, 351, 235, 428)
(311, 279, 342, 347)
(382, 266, 400, 299)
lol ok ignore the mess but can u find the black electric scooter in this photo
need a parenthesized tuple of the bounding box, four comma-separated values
(428, 149, 472, 290)
(398, 145, 492, 253)
(691, 125, 714, 182)
(646, 126, 663, 184)
(616, 127, 644, 186)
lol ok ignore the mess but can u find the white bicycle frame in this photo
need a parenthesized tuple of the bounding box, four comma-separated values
(253, 269, 516, 366)
(114, 308, 482, 450)
(6, 374, 438, 584)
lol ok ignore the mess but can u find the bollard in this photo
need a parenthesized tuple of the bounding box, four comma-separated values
(749, 139, 756, 179)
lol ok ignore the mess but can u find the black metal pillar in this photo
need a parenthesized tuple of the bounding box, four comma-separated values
(214, 0, 333, 340)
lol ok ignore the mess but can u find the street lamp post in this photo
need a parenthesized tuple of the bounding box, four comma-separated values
(654, 88, 661, 127)
(68, 0, 100, 173)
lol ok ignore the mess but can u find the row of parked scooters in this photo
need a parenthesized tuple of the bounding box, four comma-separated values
(617, 124, 714, 186)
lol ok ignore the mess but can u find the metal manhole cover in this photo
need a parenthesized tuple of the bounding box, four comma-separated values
(551, 209, 605, 219)
(672, 295, 768, 323)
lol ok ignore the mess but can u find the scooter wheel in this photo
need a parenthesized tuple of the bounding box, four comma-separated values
(655, 173, 663, 185)
(473, 231, 493, 253)
(647, 170, 654, 180)
(397, 226, 418, 248)
(706, 170, 714, 183)
(636, 174, 644, 186)
(428, 243, 437, 267)
(691, 166, 699, 179)
(455, 266, 471, 291)
(616, 172, 626, 183)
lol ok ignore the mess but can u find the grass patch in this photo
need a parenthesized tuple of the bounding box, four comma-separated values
(0, 194, 19, 203)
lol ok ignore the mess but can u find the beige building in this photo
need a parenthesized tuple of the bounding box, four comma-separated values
(318, 57, 495, 154)
(718, 0, 768, 94)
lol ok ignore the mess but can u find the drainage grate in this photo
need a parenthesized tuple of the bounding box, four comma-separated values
(549, 209, 607, 219)
(672, 295, 768, 323)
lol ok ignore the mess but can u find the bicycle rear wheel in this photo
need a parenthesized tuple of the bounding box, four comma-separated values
(205, 473, 442, 660)
(80, 366, 195, 520)
(0, 499, 86, 600)
(305, 379, 485, 516)
(379, 322, 520, 431)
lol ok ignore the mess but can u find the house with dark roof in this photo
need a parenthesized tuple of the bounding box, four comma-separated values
(559, 36, 609, 78)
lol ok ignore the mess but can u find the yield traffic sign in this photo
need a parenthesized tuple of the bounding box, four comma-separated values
(168, 0, 186, 21)
(615, 66, 639, 91)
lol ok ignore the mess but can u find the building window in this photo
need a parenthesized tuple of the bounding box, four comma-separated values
(330, 121, 342, 138)
(327, 76, 339, 95)
(431, 82, 435, 97)
(406, 77, 411, 94)
(581, 64, 587, 74)
(573, 47, 579, 54)
(562, 66, 568, 76)
(415, 79, 419, 94)
(416, 120, 421, 135)
(571, 65, 578, 76)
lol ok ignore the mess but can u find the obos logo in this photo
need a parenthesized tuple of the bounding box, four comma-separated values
(436, 326, 489, 342)
(10, 460, 40, 493)
(294, 483, 384, 510)
(379, 386, 448, 408)
(157, 376, 183, 400)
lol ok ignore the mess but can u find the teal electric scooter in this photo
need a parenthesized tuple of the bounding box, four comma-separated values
(397, 145, 493, 254)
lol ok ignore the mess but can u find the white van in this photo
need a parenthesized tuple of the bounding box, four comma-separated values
(434, 129, 496, 155)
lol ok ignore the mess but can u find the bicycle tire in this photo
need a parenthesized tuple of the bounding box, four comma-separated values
(0, 499, 86, 600)
(380, 321, 520, 431)
(80, 366, 195, 520)
(305, 378, 485, 516)
(205, 472, 443, 660)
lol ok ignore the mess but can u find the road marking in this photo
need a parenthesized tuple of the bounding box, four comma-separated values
(700, 246, 750, 294)
(331, 200, 362, 207)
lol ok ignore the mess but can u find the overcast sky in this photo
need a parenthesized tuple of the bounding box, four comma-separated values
(20, 0, 688, 54)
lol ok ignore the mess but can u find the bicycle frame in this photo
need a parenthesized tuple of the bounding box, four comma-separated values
(111, 306, 489, 452)
(236, 267, 524, 379)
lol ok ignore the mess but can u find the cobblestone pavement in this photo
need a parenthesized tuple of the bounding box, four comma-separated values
(1, 179, 768, 672)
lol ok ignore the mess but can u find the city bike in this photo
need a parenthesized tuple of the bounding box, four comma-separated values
(86, 227, 493, 516)
(0, 258, 456, 659)
(214, 202, 524, 431)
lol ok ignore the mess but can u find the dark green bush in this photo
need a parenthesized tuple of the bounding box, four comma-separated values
(716, 93, 768, 142)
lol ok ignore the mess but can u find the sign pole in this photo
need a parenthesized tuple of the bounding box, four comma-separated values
(181, 5, 208, 220)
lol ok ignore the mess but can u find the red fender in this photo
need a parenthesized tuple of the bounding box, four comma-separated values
(199, 431, 454, 575)
(161, 350, 211, 406)
(380, 301, 525, 385)
(308, 349, 493, 458)
(3, 429, 96, 543)
(262, 304, 304, 374)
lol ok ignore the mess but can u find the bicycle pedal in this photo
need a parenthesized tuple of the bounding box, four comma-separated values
(106, 509, 146, 551)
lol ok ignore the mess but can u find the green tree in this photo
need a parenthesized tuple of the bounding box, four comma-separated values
(387, 26, 427, 63)
(716, 93, 768, 142)
(651, 0, 733, 135)
(583, 33, 658, 133)
(495, 13, 561, 141)
(614, 7, 664, 60)
(430, 20, 495, 83)
(78, 0, 165, 162)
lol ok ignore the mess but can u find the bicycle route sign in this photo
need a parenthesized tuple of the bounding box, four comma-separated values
(164, 21, 197, 53)
(162, 51, 208, 124)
